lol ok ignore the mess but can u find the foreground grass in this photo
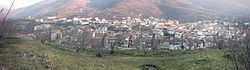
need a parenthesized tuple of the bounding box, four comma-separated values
(0, 37, 232, 70)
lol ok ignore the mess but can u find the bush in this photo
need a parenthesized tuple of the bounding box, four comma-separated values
(140, 64, 161, 70)
(4, 37, 23, 44)
(195, 59, 209, 64)
(223, 54, 232, 60)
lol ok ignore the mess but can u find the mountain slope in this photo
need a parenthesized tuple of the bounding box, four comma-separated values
(13, 0, 93, 18)
(188, 0, 250, 16)
(12, 0, 250, 19)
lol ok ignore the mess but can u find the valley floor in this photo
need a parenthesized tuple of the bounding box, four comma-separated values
(0, 37, 233, 70)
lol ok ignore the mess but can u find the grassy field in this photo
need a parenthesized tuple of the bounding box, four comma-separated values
(0, 37, 232, 70)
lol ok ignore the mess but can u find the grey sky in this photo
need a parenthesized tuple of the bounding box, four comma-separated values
(0, 0, 44, 9)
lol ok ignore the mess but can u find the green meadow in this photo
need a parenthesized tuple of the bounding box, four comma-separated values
(0, 37, 232, 70)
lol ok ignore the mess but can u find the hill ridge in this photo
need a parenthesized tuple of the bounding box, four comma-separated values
(11, 0, 250, 19)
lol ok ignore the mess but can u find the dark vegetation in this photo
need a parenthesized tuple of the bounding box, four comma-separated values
(140, 64, 161, 70)
(87, 0, 122, 10)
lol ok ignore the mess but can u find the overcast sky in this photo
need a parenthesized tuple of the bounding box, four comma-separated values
(0, 0, 44, 9)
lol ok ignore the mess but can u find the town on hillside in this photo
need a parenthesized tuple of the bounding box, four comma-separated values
(19, 16, 249, 51)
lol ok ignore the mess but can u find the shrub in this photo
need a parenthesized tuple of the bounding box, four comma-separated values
(140, 64, 161, 70)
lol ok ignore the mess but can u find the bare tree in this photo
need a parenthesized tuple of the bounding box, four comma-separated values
(105, 33, 118, 54)
(138, 36, 148, 56)
(115, 34, 123, 48)
(110, 37, 116, 54)
(127, 35, 133, 48)
(213, 22, 250, 70)
(77, 31, 90, 53)
(96, 33, 107, 57)
(114, 34, 126, 53)
(110, 43, 115, 54)
(35, 29, 51, 44)
(0, 0, 15, 41)
(60, 28, 91, 53)
(63, 29, 82, 53)
(151, 34, 159, 51)
(0, 9, 3, 14)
